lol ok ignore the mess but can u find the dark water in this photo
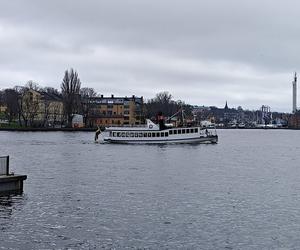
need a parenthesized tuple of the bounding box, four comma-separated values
(1, 130, 300, 249)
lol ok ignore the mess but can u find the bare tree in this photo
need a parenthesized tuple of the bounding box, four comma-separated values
(25, 80, 40, 91)
(80, 87, 97, 127)
(61, 68, 81, 127)
(145, 91, 193, 122)
(3, 89, 19, 122)
(51, 102, 63, 128)
(145, 91, 178, 119)
(42, 87, 60, 95)
(22, 89, 39, 127)
(42, 100, 51, 127)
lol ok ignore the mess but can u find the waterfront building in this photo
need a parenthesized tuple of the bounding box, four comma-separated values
(86, 95, 144, 127)
(289, 111, 300, 128)
(21, 89, 64, 127)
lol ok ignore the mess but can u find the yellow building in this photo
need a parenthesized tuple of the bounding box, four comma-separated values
(22, 89, 64, 127)
(87, 95, 144, 127)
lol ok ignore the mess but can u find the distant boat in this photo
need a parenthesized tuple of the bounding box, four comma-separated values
(98, 119, 218, 144)
(238, 123, 246, 128)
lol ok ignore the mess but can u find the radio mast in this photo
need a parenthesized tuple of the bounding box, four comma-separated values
(293, 72, 297, 113)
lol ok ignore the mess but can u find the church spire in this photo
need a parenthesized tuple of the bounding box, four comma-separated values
(224, 101, 228, 110)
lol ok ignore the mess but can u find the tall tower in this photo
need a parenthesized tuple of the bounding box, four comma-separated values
(293, 72, 297, 113)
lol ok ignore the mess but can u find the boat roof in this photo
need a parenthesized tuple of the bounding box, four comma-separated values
(105, 119, 160, 131)
(105, 119, 203, 131)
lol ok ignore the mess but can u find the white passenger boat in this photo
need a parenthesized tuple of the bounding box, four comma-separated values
(98, 119, 218, 144)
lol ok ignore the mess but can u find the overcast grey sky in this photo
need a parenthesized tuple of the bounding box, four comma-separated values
(0, 0, 298, 111)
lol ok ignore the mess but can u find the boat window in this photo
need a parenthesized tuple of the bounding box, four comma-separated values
(195, 128, 198, 133)
(178, 130, 182, 134)
(117, 132, 121, 137)
(135, 133, 138, 137)
(130, 132, 134, 137)
(143, 133, 147, 137)
(126, 132, 130, 137)
(152, 132, 156, 137)
(161, 132, 164, 137)
(165, 132, 168, 137)
(174, 130, 177, 135)
(148, 133, 151, 137)
(109, 132, 112, 136)
(113, 132, 116, 137)
(186, 129, 190, 133)
(121, 132, 125, 137)
(182, 129, 186, 134)
(139, 133, 143, 137)
(169, 130, 173, 135)
(190, 128, 194, 133)
(156, 132, 160, 137)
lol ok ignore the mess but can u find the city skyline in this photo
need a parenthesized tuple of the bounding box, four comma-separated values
(0, 1, 299, 112)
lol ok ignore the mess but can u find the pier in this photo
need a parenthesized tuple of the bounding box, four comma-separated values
(0, 156, 27, 195)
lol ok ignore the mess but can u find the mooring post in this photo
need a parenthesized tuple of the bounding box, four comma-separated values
(6, 155, 9, 175)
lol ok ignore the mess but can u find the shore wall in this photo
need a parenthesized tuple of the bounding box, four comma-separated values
(0, 127, 96, 132)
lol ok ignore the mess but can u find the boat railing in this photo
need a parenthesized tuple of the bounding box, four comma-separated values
(107, 124, 147, 128)
(0, 156, 9, 175)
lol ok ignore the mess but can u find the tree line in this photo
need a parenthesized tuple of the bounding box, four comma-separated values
(0, 69, 193, 128)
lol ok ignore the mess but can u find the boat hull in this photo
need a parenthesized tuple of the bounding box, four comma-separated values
(103, 135, 218, 144)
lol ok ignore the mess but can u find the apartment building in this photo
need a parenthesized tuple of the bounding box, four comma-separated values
(87, 95, 144, 127)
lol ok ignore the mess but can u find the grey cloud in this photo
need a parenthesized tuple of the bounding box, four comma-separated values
(0, 0, 299, 112)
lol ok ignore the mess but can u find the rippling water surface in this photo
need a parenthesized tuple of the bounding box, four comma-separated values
(1, 130, 300, 249)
